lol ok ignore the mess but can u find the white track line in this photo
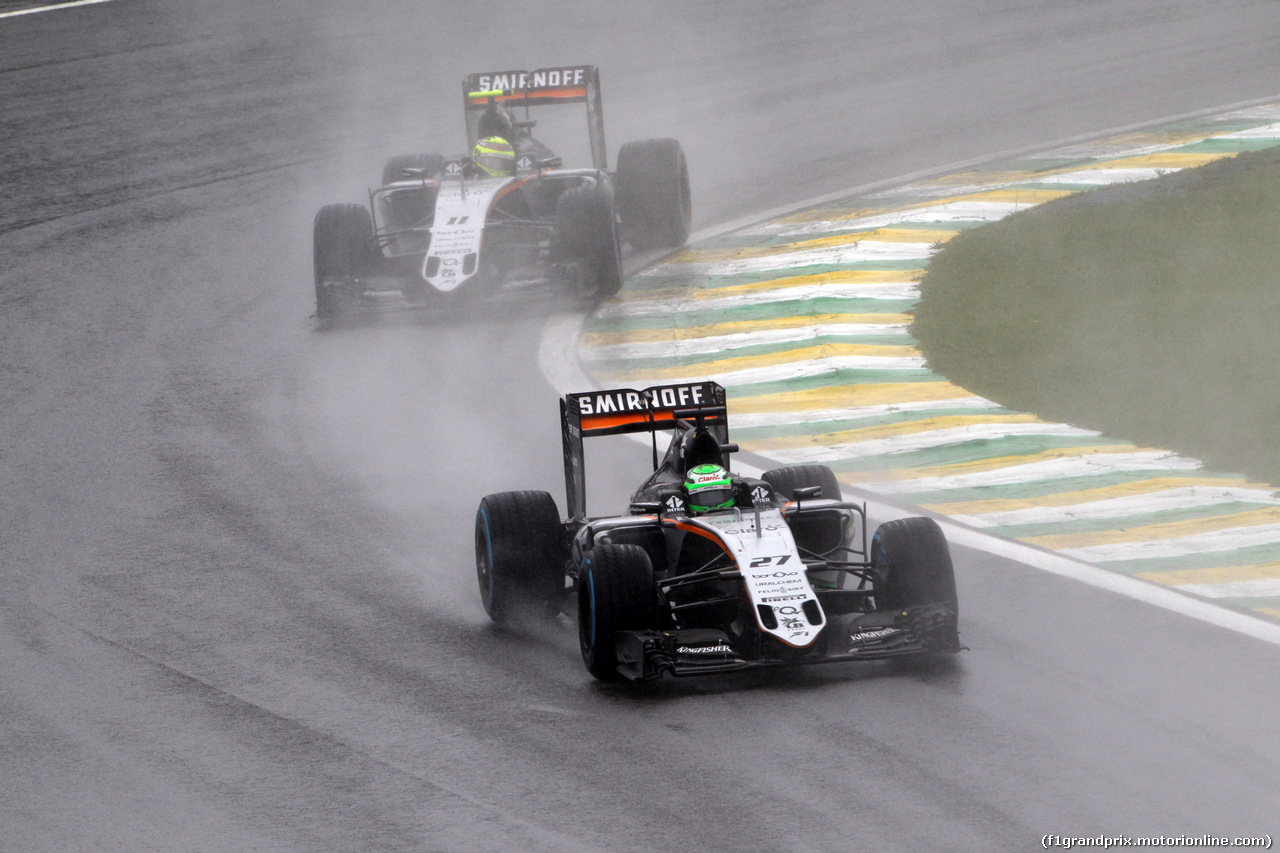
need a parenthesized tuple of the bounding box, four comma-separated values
(539, 96, 1280, 647)
(0, 0, 111, 20)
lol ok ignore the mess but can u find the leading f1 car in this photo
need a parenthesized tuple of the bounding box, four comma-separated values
(312, 65, 692, 321)
(474, 381, 962, 682)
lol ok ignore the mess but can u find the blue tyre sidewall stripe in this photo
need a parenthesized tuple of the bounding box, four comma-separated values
(478, 505, 495, 608)
(586, 567, 597, 666)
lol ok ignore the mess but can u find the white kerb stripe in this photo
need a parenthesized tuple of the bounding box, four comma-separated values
(603, 282, 920, 315)
(1059, 522, 1280, 563)
(1177, 578, 1280, 599)
(741, 201, 1028, 237)
(953, 486, 1280, 528)
(868, 450, 1201, 495)
(651, 243, 938, 278)
(597, 355, 929, 386)
(1211, 122, 1280, 140)
(580, 324, 913, 361)
(0, 0, 111, 19)
(763, 422, 1100, 463)
(731, 397, 1003, 429)
(1036, 167, 1184, 185)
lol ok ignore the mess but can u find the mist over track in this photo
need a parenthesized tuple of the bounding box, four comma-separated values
(2, 1, 1279, 849)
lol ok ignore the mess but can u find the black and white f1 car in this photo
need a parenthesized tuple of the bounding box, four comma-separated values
(312, 65, 692, 321)
(474, 381, 961, 682)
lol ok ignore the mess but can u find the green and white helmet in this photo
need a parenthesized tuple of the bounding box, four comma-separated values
(683, 463, 734, 513)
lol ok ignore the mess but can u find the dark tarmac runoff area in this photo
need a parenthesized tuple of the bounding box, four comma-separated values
(2, 1, 1279, 850)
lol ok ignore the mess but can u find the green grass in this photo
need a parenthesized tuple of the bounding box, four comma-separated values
(913, 146, 1280, 485)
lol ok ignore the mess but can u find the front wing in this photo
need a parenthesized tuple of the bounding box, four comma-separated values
(319, 267, 577, 316)
(614, 603, 960, 681)
(319, 247, 595, 319)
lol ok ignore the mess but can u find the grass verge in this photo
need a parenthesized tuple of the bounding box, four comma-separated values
(913, 145, 1280, 485)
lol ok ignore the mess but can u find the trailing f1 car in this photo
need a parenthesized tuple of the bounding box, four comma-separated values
(474, 381, 961, 682)
(312, 65, 692, 321)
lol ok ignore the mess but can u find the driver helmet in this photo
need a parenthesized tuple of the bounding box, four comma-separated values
(683, 464, 734, 513)
(472, 136, 516, 177)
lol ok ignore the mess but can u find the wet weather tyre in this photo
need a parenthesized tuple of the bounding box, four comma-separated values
(762, 464, 842, 501)
(871, 516, 958, 615)
(578, 544, 655, 681)
(615, 138, 691, 250)
(381, 153, 445, 187)
(556, 182, 623, 299)
(313, 203, 375, 320)
(764, 464, 845, 556)
(475, 491, 566, 623)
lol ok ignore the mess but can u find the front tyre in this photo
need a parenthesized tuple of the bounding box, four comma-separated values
(761, 464, 842, 501)
(475, 491, 566, 623)
(871, 517, 960, 652)
(578, 544, 656, 681)
(381, 152, 445, 186)
(871, 516, 957, 612)
(313, 203, 375, 321)
(763, 464, 846, 558)
(556, 182, 623, 299)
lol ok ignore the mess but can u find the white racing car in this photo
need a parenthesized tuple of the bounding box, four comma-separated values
(475, 381, 962, 682)
(312, 65, 691, 321)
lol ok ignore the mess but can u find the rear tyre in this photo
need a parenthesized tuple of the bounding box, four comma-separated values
(615, 138, 691, 250)
(381, 152, 445, 187)
(578, 544, 655, 681)
(313, 203, 375, 320)
(871, 516, 957, 611)
(475, 491, 566, 623)
(556, 182, 623, 299)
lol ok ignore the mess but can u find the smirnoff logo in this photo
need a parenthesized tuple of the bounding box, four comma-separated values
(575, 384, 709, 416)
(474, 67, 588, 92)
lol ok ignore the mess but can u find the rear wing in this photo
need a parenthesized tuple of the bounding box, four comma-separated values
(561, 381, 729, 521)
(462, 65, 607, 170)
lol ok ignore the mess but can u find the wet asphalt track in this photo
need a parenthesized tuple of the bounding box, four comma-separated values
(2, 1, 1280, 850)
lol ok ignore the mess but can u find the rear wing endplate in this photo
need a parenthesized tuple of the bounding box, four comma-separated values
(462, 65, 607, 170)
(561, 381, 728, 521)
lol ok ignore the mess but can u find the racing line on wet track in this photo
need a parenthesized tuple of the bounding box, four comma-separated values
(545, 97, 1280, 638)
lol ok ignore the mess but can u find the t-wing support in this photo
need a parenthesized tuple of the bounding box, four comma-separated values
(462, 65, 607, 170)
(560, 381, 728, 521)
